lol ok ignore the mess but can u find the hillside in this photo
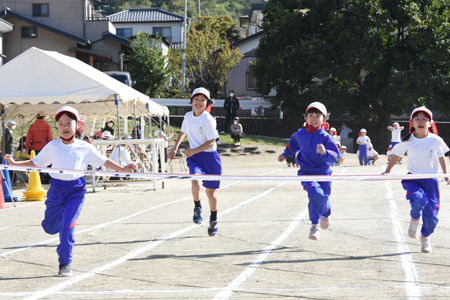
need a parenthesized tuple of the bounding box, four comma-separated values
(99, 0, 261, 21)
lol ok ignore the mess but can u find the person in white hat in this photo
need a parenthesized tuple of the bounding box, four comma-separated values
(2, 120, 16, 155)
(356, 128, 371, 165)
(336, 145, 347, 166)
(277, 101, 340, 241)
(383, 106, 449, 253)
(167, 87, 221, 237)
(386, 122, 405, 164)
(25, 110, 53, 155)
(4, 105, 137, 277)
(328, 127, 340, 146)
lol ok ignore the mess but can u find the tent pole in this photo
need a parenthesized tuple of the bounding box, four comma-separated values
(115, 95, 120, 139)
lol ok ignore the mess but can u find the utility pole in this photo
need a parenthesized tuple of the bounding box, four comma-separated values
(181, 0, 187, 96)
(197, 0, 200, 16)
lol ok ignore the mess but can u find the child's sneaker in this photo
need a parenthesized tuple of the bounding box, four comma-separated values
(58, 264, 72, 277)
(287, 164, 291, 167)
(320, 216, 329, 229)
(193, 207, 203, 224)
(208, 220, 218, 236)
(421, 235, 432, 253)
(408, 218, 420, 238)
(309, 225, 320, 240)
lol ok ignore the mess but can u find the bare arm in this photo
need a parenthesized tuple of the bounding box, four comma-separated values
(167, 131, 187, 160)
(439, 156, 449, 184)
(387, 126, 393, 131)
(382, 154, 401, 174)
(4, 155, 37, 167)
(103, 159, 137, 173)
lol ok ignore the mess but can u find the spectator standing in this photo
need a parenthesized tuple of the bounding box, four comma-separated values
(2, 120, 16, 156)
(221, 90, 240, 133)
(25, 111, 53, 156)
(338, 122, 353, 138)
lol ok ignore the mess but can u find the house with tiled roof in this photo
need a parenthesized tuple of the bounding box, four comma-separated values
(0, 18, 13, 66)
(107, 7, 185, 49)
(0, 0, 130, 71)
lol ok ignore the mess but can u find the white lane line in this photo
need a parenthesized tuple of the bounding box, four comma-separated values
(23, 172, 287, 300)
(385, 180, 421, 299)
(212, 206, 307, 300)
(6, 284, 450, 297)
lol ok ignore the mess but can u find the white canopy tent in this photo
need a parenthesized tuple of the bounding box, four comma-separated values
(0, 47, 169, 121)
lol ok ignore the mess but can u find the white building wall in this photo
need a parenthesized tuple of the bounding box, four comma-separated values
(113, 22, 183, 43)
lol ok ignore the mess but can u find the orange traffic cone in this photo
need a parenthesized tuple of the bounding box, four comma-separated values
(22, 151, 47, 201)
(0, 179, 9, 209)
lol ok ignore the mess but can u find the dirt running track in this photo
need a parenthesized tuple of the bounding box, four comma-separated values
(1, 149, 450, 300)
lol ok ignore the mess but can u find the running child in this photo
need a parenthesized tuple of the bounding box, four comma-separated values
(278, 102, 340, 240)
(356, 129, 371, 165)
(383, 106, 449, 253)
(4, 106, 137, 276)
(167, 87, 222, 237)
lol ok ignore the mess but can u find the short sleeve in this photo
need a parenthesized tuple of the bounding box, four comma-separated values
(84, 144, 108, 168)
(32, 144, 52, 167)
(204, 116, 219, 140)
(392, 142, 407, 157)
(435, 138, 450, 158)
(181, 118, 187, 133)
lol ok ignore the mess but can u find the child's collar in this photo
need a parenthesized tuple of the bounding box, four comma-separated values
(305, 123, 323, 134)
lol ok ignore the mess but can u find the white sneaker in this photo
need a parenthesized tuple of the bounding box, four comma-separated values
(421, 235, 432, 253)
(237, 142, 240, 145)
(408, 218, 420, 238)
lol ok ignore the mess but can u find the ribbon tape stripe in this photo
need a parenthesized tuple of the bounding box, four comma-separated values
(0, 164, 447, 182)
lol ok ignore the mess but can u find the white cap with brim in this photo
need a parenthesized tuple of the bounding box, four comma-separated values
(411, 106, 433, 120)
(393, 122, 399, 126)
(7, 120, 16, 125)
(329, 127, 336, 131)
(360, 128, 367, 133)
(306, 102, 328, 116)
(55, 106, 80, 121)
(102, 131, 113, 138)
(191, 87, 211, 100)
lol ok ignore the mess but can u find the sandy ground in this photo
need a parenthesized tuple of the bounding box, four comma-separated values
(1, 144, 450, 300)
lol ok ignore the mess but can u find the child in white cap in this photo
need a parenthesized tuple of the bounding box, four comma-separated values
(383, 106, 449, 253)
(387, 122, 404, 163)
(167, 87, 222, 237)
(4, 106, 137, 276)
(356, 129, 371, 165)
(278, 102, 340, 240)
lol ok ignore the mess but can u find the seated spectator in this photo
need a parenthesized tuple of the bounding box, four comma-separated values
(230, 117, 244, 146)
(107, 134, 133, 180)
(13, 136, 31, 161)
(93, 131, 105, 140)
(367, 143, 379, 165)
(101, 120, 115, 137)
(336, 145, 346, 166)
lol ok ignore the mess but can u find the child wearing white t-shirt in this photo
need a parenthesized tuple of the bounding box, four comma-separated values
(4, 106, 137, 276)
(383, 106, 449, 253)
(167, 87, 222, 237)
(356, 129, 371, 165)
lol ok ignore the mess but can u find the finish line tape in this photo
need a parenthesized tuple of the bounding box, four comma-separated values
(0, 164, 448, 182)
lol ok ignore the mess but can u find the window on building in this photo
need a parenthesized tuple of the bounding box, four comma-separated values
(22, 27, 38, 38)
(153, 27, 172, 41)
(33, 4, 49, 17)
(247, 72, 257, 90)
(116, 28, 133, 38)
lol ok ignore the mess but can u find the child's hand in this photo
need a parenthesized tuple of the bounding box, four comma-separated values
(381, 171, 390, 175)
(124, 162, 138, 172)
(4, 155, 16, 165)
(278, 154, 286, 162)
(317, 144, 325, 155)
(445, 177, 450, 185)
(167, 149, 176, 160)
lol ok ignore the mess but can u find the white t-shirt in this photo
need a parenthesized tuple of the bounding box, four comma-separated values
(367, 148, 378, 157)
(392, 133, 449, 174)
(340, 152, 347, 160)
(331, 135, 340, 145)
(357, 136, 371, 145)
(181, 111, 218, 152)
(107, 145, 132, 171)
(33, 139, 107, 180)
(340, 127, 352, 138)
(389, 127, 403, 142)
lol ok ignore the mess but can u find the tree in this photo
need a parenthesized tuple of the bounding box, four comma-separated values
(127, 31, 171, 97)
(191, 15, 240, 43)
(169, 24, 242, 97)
(252, 0, 450, 151)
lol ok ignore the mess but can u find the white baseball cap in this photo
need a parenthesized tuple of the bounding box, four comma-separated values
(360, 128, 367, 133)
(306, 102, 328, 116)
(7, 120, 16, 125)
(341, 145, 347, 149)
(393, 122, 399, 126)
(411, 106, 432, 120)
(191, 87, 211, 100)
(55, 106, 80, 121)
(367, 143, 373, 148)
(329, 127, 336, 131)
